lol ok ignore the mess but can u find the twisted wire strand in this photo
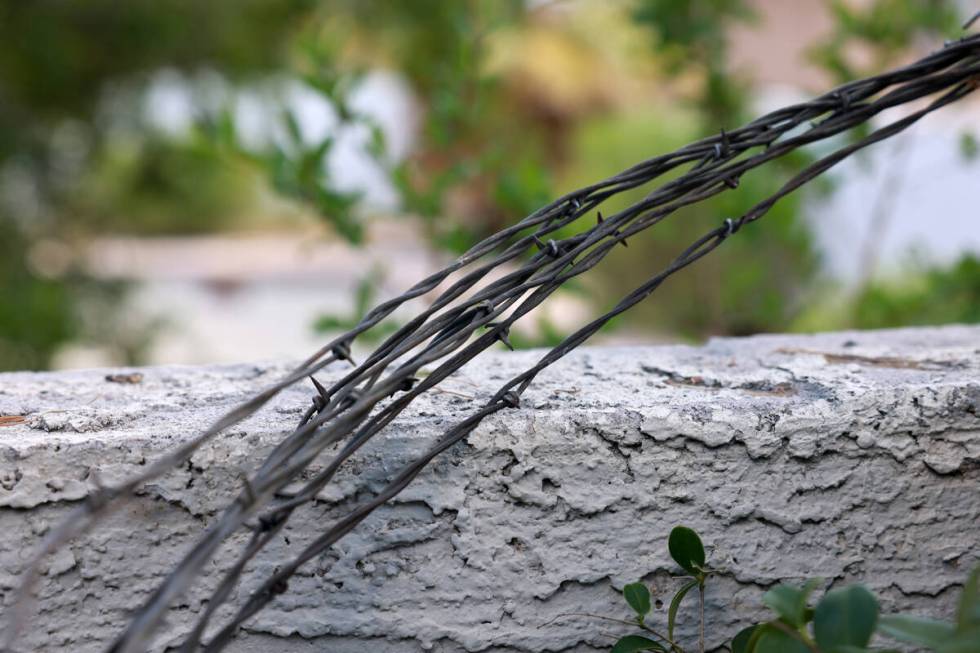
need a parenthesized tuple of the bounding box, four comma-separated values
(150, 45, 980, 652)
(200, 76, 979, 651)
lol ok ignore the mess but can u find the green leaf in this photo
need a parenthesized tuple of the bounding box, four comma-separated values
(668, 526, 705, 575)
(624, 583, 652, 619)
(763, 580, 820, 627)
(956, 566, 980, 632)
(668, 579, 699, 640)
(960, 131, 979, 162)
(937, 628, 980, 653)
(283, 109, 303, 147)
(879, 614, 955, 647)
(611, 634, 666, 653)
(731, 625, 760, 653)
(366, 122, 387, 160)
(813, 585, 879, 651)
(753, 624, 811, 653)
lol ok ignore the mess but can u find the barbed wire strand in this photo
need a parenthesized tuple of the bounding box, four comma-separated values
(131, 44, 980, 652)
(72, 37, 980, 653)
(3, 33, 978, 653)
(194, 71, 980, 653)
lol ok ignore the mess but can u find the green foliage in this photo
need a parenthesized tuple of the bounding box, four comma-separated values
(632, 0, 755, 125)
(593, 525, 980, 653)
(0, 1, 309, 370)
(625, 583, 653, 621)
(0, 216, 150, 371)
(0, 221, 79, 370)
(958, 567, 980, 629)
(0, 0, 307, 225)
(851, 255, 980, 329)
(564, 110, 821, 338)
(731, 625, 758, 653)
(667, 527, 706, 577)
(762, 580, 819, 628)
(751, 625, 811, 653)
(287, 0, 542, 250)
(812, 585, 879, 651)
(73, 136, 257, 235)
(2, 0, 976, 369)
(667, 580, 699, 642)
(794, 253, 980, 335)
(879, 614, 955, 648)
(606, 527, 712, 653)
(960, 132, 979, 162)
(568, 0, 824, 339)
(0, 1, 306, 119)
(810, 0, 960, 83)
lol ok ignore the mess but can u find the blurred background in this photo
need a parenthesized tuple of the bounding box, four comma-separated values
(1, 0, 978, 372)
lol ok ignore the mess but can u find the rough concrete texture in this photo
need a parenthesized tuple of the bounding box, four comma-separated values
(0, 325, 978, 652)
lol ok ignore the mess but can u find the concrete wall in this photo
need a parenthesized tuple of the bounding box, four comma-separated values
(1, 326, 978, 652)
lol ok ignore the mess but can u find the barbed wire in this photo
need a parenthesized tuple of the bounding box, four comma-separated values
(4, 33, 979, 653)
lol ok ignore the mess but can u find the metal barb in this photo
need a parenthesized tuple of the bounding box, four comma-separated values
(723, 218, 736, 237)
(398, 376, 420, 393)
(309, 376, 330, 410)
(270, 579, 289, 596)
(487, 323, 514, 351)
(258, 513, 284, 533)
(720, 128, 731, 157)
(239, 470, 257, 507)
(331, 341, 356, 367)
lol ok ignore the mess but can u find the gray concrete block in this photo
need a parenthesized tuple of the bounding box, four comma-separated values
(1, 325, 978, 651)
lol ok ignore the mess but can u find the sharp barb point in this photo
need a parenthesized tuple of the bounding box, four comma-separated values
(309, 376, 329, 401)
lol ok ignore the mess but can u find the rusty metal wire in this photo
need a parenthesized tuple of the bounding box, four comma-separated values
(4, 33, 980, 653)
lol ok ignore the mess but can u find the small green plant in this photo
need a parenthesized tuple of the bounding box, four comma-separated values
(602, 526, 980, 653)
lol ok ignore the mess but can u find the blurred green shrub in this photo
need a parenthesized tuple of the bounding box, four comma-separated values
(575, 2, 819, 338)
(851, 254, 980, 329)
(632, 0, 756, 125)
(0, 221, 78, 370)
(71, 136, 258, 235)
(0, 0, 974, 369)
(558, 109, 821, 339)
(0, 0, 308, 369)
(810, 0, 960, 83)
